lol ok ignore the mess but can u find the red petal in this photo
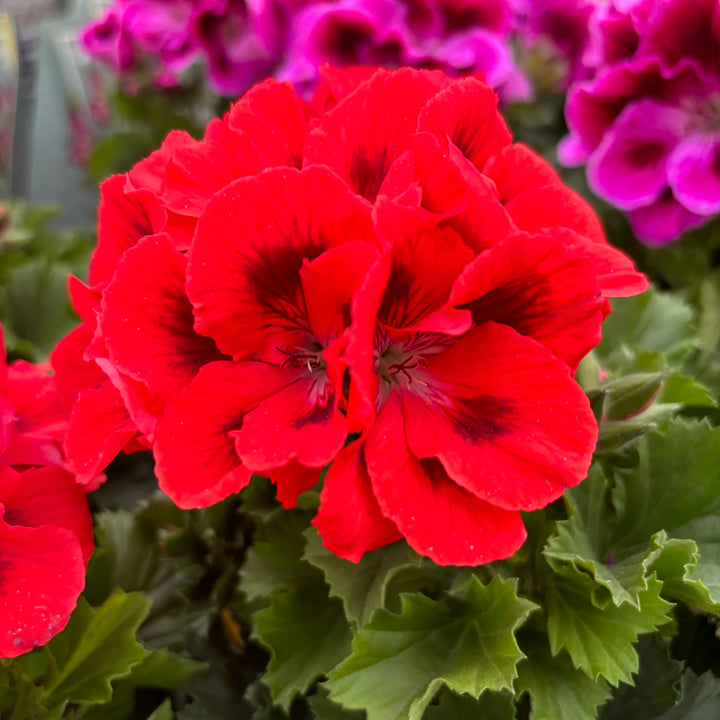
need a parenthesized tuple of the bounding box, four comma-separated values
(0, 465, 93, 563)
(51, 323, 106, 413)
(417, 77, 512, 172)
(300, 242, 380, 346)
(162, 118, 263, 218)
(235, 373, 346, 472)
(188, 165, 376, 361)
(6, 361, 65, 441)
(402, 323, 597, 511)
(311, 64, 378, 112)
(373, 200, 474, 331)
(448, 231, 606, 369)
(90, 175, 166, 286)
(126, 129, 194, 195)
(64, 382, 138, 484)
(505, 185, 607, 245)
(269, 460, 322, 509)
(101, 234, 223, 418)
(303, 68, 443, 202)
(549, 227, 649, 298)
(313, 439, 402, 562)
(154, 361, 287, 508)
(68, 276, 101, 321)
(0, 517, 85, 657)
(483, 143, 562, 204)
(365, 391, 526, 565)
(227, 78, 313, 169)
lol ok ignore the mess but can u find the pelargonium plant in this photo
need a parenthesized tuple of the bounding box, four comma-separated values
(560, 0, 720, 245)
(80, 0, 528, 99)
(52, 66, 647, 567)
(0, 326, 94, 658)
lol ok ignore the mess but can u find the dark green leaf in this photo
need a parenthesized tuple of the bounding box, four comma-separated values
(254, 583, 353, 710)
(515, 631, 611, 720)
(424, 686, 516, 720)
(302, 530, 422, 627)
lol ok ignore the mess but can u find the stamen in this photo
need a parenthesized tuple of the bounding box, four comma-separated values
(276, 346, 323, 373)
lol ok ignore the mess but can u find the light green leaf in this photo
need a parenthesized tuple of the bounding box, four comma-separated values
(309, 686, 366, 720)
(660, 375, 716, 407)
(44, 590, 150, 704)
(254, 583, 352, 710)
(610, 420, 720, 550)
(545, 565, 673, 686)
(598, 635, 682, 720)
(596, 289, 696, 369)
(515, 631, 611, 720)
(327, 577, 537, 720)
(303, 529, 422, 627)
(424, 687, 516, 720)
(146, 699, 174, 720)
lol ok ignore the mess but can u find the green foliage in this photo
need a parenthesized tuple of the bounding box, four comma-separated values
(44, 590, 150, 704)
(0, 200, 94, 360)
(326, 577, 536, 720)
(515, 631, 611, 720)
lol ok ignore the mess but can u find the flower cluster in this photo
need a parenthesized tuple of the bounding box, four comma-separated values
(80, 0, 527, 99)
(561, 0, 720, 245)
(0, 327, 93, 658)
(54, 67, 647, 566)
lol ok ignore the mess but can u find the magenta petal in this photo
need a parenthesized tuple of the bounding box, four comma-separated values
(667, 131, 720, 214)
(628, 190, 710, 246)
(587, 99, 687, 210)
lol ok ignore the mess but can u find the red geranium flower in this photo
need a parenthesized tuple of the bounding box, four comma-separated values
(53, 67, 647, 566)
(0, 326, 94, 657)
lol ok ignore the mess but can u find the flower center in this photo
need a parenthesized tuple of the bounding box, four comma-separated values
(277, 344, 324, 374)
(376, 331, 453, 387)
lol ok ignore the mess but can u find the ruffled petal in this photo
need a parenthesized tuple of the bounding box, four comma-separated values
(365, 391, 526, 566)
(416, 77, 512, 172)
(0, 465, 93, 563)
(64, 382, 138, 485)
(313, 439, 402, 562)
(187, 165, 376, 361)
(0, 517, 85, 658)
(402, 322, 597, 511)
(154, 361, 288, 508)
(303, 68, 443, 202)
(234, 373, 347, 471)
(667, 131, 720, 214)
(448, 231, 605, 369)
(101, 233, 224, 419)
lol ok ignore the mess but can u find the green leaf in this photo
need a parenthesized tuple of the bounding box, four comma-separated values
(240, 508, 318, 605)
(545, 564, 673, 686)
(424, 686, 516, 720)
(147, 699, 174, 720)
(596, 289, 696, 369)
(610, 420, 720, 550)
(43, 590, 150, 704)
(254, 583, 353, 710)
(0, 663, 46, 720)
(327, 577, 537, 720)
(129, 649, 207, 689)
(303, 529, 422, 627)
(653, 671, 720, 720)
(598, 635, 682, 720)
(309, 686, 367, 720)
(660, 375, 716, 408)
(515, 631, 611, 720)
(0, 260, 78, 356)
